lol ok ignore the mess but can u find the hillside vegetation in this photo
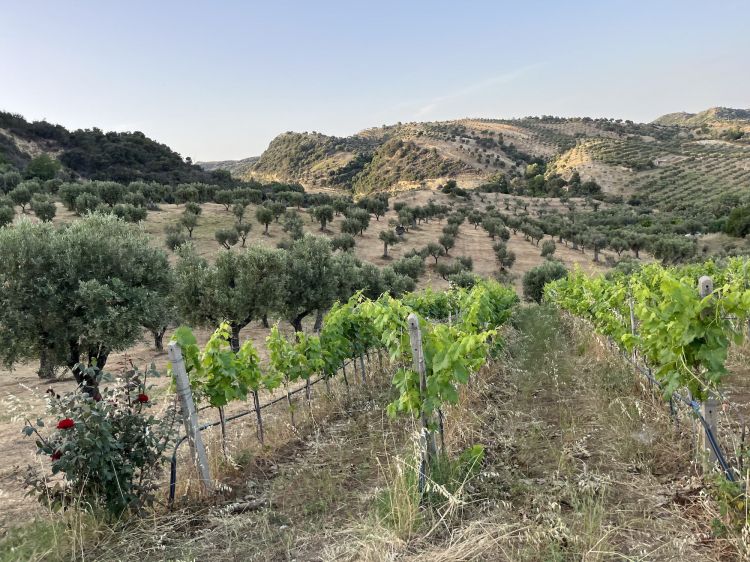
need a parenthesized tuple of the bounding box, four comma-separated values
(0, 111, 227, 185)
(205, 108, 749, 210)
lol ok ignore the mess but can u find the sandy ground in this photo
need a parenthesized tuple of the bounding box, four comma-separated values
(0, 188, 622, 531)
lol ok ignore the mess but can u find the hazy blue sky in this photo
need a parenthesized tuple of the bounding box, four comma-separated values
(2, 1, 748, 160)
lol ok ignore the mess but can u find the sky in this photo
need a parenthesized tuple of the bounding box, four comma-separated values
(1, 0, 749, 161)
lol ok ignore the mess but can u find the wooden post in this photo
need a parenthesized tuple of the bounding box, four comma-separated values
(168, 342, 213, 494)
(407, 314, 437, 466)
(252, 390, 264, 445)
(698, 276, 719, 467)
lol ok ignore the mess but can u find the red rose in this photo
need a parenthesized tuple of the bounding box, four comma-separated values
(51, 450, 62, 461)
(56, 418, 75, 430)
(137, 393, 149, 403)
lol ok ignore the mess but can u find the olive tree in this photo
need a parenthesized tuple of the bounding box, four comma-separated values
(235, 222, 252, 246)
(256, 206, 274, 234)
(493, 242, 516, 271)
(379, 229, 399, 258)
(311, 205, 334, 231)
(522, 261, 567, 303)
(426, 242, 446, 264)
(541, 239, 556, 259)
(438, 233, 455, 256)
(31, 195, 56, 222)
(173, 244, 287, 350)
(9, 185, 31, 213)
(215, 228, 239, 249)
(0, 215, 171, 394)
(281, 235, 337, 333)
(331, 233, 356, 252)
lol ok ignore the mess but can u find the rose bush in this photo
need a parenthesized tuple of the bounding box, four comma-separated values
(23, 365, 177, 516)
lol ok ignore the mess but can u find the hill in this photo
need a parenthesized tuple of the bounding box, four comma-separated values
(197, 156, 260, 176)
(654, 106, 750, 127)
(0, 111, 226, 184)
(219, 109, 748, 209)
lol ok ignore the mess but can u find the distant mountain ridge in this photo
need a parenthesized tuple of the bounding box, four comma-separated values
(205, 107, 749, 200)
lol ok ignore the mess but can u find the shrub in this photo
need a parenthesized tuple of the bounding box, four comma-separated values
(331, 233, 356, 252)
(541, 239, 556, 259)
(23, 366, 177, 516)
(522, 261, 567, 303)
(392, 255, 425, 280)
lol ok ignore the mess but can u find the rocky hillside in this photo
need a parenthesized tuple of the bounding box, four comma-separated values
(197, 156, 259, 177)
(212, 108, 749, 203)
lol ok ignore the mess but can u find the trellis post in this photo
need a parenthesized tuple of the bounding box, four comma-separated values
(698, 275, 719, 466)
(407, 313, 437, 492)
(168, 341, 213, 494)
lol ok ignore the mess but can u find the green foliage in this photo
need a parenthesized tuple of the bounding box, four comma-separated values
(282, 210, 304, 240)
(173, 243, 287, 342)
(724, 207, 750, 238)
(9, 184, 32, 212)
(282, 235, 335, 331)
(74, 192, 102, 215)
(215, 227, 239, 249)
(331, 233, 356, 252)
(0, 214, 171, 385)
(30, 195, 56, 222)
(25, 154, 61, 180)
(179, 210, 199, 237)
(522, 261, 567, 303)
(379, 229, 399, 257)
(426, 242, 445, 263)
(172, 322, 271, 407)
(0, 111, 219, 184)
(545, 259, 750, 399)
(255, 205, 274, 234)
(0, 205, 13, 227)
(541, 239, 556, 259)
(311, 204, 334, 230)
(164, 224, 188, 251)
(23, 366, 176, 515)
(112, 203, 147, 223)
(438, 233, 455, 255)
(392, 255, 425, 281)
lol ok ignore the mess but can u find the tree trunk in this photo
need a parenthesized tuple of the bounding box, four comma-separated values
(313, 309, 324, 333)
(38, 347, 57, 379)
(383, 242, 388, 258)
(262, 314, 269, 329)
(230, 324, 241, 353)
(291, 314, 305, 334)
(152, 327, 166, 351)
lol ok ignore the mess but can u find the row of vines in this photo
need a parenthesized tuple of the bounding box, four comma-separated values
(544, 258, 750, 400)
(169, 279, 518, 485)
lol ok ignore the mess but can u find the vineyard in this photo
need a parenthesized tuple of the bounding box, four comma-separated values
(545, 259, 750, 488)
(167, 280, 518, 499)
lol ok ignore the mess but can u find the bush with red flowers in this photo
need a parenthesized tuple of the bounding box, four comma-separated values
(23, 365, 177, 515)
